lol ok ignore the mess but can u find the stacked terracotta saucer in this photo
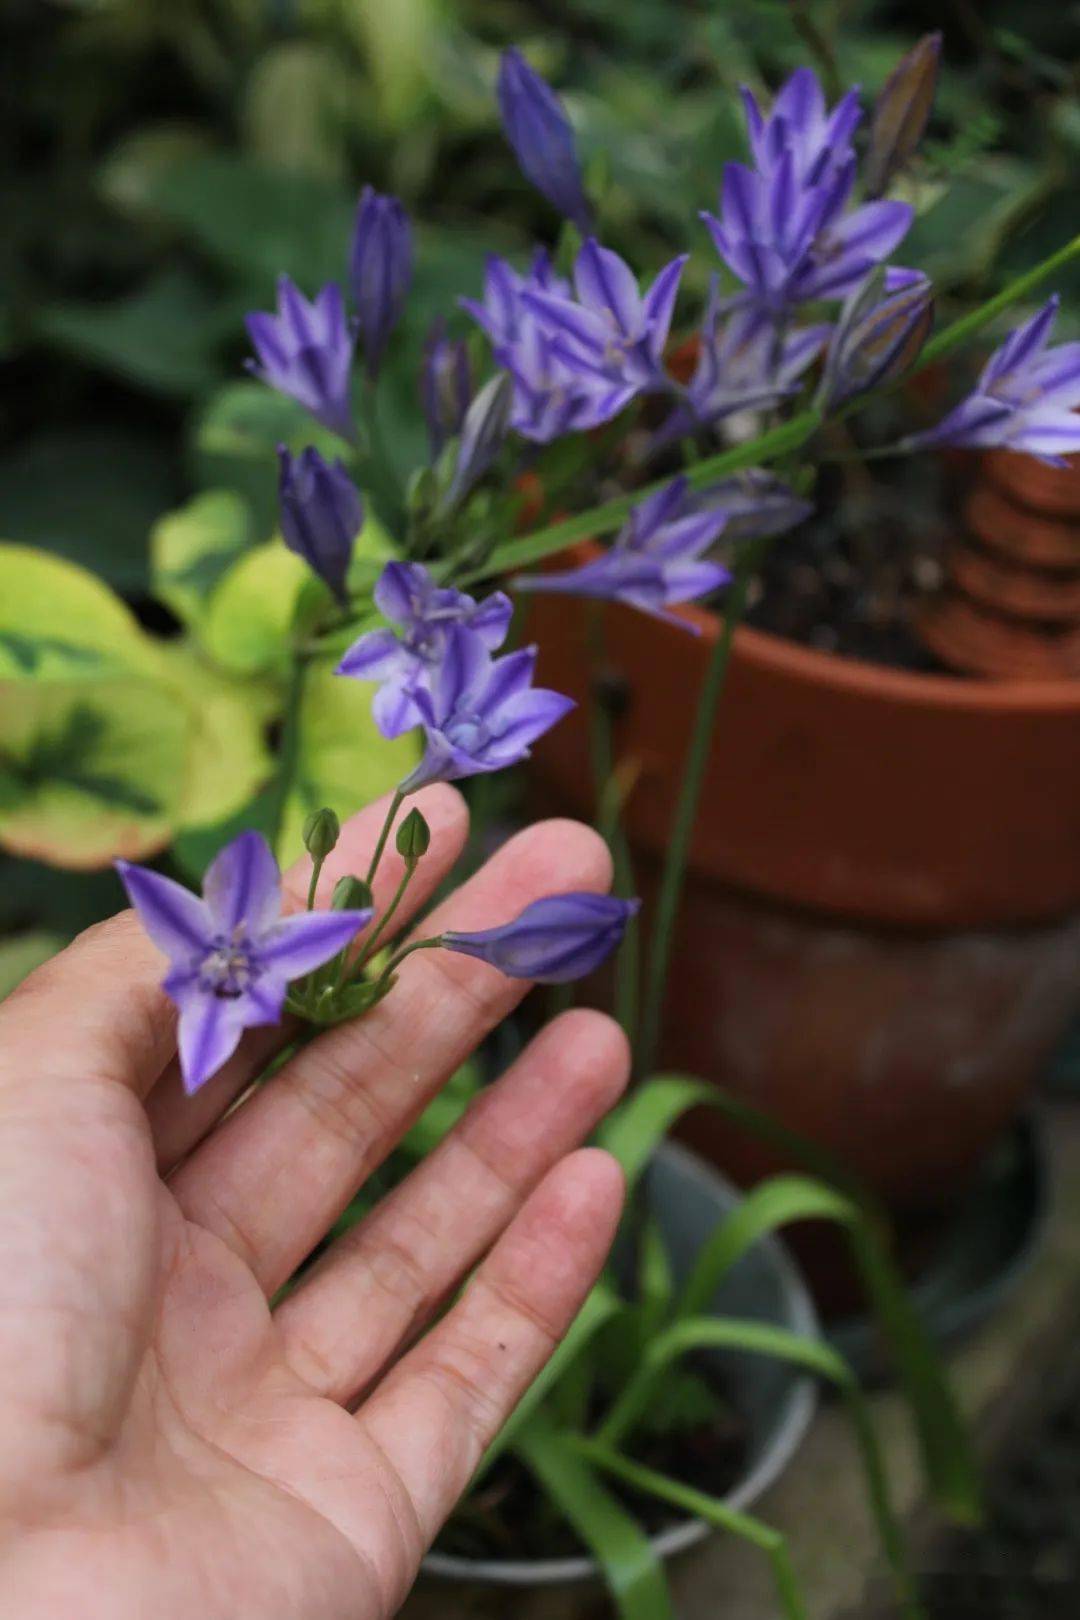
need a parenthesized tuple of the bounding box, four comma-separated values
(918, 448, 1080, 678)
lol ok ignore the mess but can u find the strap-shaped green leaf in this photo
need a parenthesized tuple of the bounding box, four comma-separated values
(516, 1421, 675, 1620)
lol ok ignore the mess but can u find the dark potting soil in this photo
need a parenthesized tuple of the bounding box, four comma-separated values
(432, 1381, 750, 1562)
(740, 429, 959, 674)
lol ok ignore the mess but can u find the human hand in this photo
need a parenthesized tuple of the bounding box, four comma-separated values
(0, 790, 629, 1618)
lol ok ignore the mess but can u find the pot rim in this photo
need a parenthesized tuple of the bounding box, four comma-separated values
(420, 1142, 820, 1587)
(564, 539, 1080, 714)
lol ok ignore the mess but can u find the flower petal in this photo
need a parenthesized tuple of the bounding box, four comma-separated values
(259, 910, 373, 978)
(176, 990, 249, 1094)
(336, 628, 406, 681)
(114, 862, 211, 964)
(203, 830, 282, 936)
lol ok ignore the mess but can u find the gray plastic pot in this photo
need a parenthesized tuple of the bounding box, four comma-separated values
(422, 1141, 820, 1587)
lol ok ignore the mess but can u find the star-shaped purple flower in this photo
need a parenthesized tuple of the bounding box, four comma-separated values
(462, 250, 640, 442)
(116, 832, 373, 1093)
(336, 561, 513, 739)
(246, 276, 356, 442)
(902, 295, 1080, 466)
(702, 68, 912, 315)
(521, 238, 687, 396)
(399, 625, 574, 793)
(514, 476, 731, 630)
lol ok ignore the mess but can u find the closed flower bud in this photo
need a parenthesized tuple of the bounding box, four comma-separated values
(278, 446, 363, 606)
(349, 185, 413, 381)
(443, 892, 640, 983)
(421, 318, 473, 460)
(496, 48, 591, 232)
(865, 33, 942, 198)
(395, 807, 431, 862)
(332, 875, 373, 911)
(302, 807, 340, 861)
(442, 373, 513, 513)
(820, 266, 933, 410)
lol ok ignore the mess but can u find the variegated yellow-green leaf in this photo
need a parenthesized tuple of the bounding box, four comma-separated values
(201, 538, 309, 676)
(0, 677, 187, 867)
(155, 641, 275, 831)
(277, 658, 420, 865)
(0, 543, 161, 681)
(151, 489, 253, 635)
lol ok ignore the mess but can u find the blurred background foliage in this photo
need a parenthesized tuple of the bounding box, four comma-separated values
(2, 0, 1078, 939)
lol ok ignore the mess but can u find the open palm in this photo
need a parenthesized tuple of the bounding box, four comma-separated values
(0, 789, 628, 1618)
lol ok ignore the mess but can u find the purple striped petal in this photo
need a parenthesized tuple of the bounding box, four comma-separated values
(983, 296, 1059, 389)
(175, 990, 248, 1094)
(336, 628, 405, 681)
(575, 240, 643, 335)
(203, 830, 281, 935)
(259, 909, 373, 978)
(115, 862, 211, 964)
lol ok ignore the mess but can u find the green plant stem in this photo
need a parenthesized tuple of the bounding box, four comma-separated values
(364, 788, 404, 888)
(377, 934, 444, 982)
(586, 613, 640, 1042)
(569, 1437, 809, 1620)
(636, 557, 756, 1080)
(265, 653, 308, 860)
(306, 853, 325, 912)
(917, 230, 1080, 369)
(354, 861, 417, 971)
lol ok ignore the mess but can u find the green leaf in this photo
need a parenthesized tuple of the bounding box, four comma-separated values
(36, 268, 235, 398)
(151, 489, 254, 633)
(277, 659, 419, 867)
(0, 932, 65, 1001)
(0, 544, 163, 682)
(0, 430, 176, 593)
(0, 677, 186, 868)
(599, 1075, 715, 1190)
(516, 1422, 675, 1620)
(155, 642, 273, 831)
(201, 539, 309, 676)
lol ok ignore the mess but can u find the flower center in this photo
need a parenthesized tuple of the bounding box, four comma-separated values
(199, 928, 258, 998)
(446, 710, 495, 753)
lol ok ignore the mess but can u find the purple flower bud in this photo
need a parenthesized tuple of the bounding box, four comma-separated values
(865, 33, 942, 199)
(497, 48, 591, 232)
(349, 185, 413, 381)
(116, 831, 372, 1092)
(443, 373, 514, 511)
(246, 277, 355, 441)
(277, 446, 363, 606)
(819, 266, 933, 409)
(421, 318, 472, 458)
(902, 295, 1080, 466)
(443, 892, 639, 982)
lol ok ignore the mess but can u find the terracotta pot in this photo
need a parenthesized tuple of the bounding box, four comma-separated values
(526, 550, 1080, 1209)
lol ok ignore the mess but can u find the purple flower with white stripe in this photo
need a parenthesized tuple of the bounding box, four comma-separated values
(349, 186, 413, 381)
(443, 892, 640, 983)
(399, 625, 574, 792)
(116, 833, 372, 1093)
(515, 476, 731, 630)
(336, 561, 513, 739)
(462, 250, 637, 441)
(521, 238, 687, 396)
(246, 277, 356, 441)
(703, 68, 912, 315)
(497, 48, 591, 233)
(902, 296, 1080, 465)
(277, 446, 363, 606)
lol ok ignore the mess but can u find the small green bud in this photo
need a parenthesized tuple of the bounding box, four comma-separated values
(303, 807, 340, 862)
(396, 807, 431, 862)
(332, 875, 373, 911)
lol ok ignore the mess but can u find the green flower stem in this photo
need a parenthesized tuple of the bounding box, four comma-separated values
(266, 652, 308, 861)
(916, 230, 1080, 371)
(568, 1437, 808, 1620)
(364, 787, 404, 888)
(636, 554, 757, 1080)
(377, 934, 445, 983)
(306, 853, 326, 912)
(353, 861, 418, 974)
